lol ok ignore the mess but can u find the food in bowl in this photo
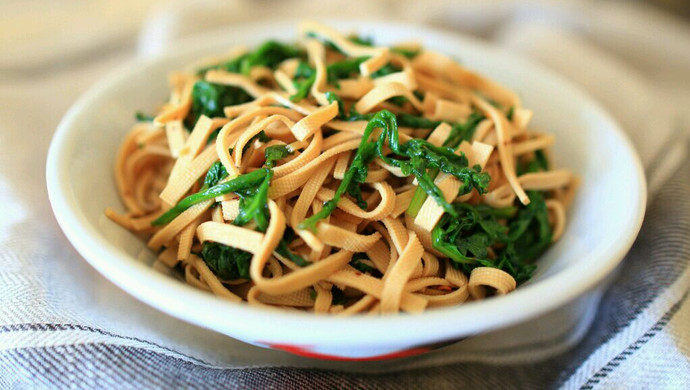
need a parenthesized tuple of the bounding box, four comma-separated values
(106, 21, 577, 315)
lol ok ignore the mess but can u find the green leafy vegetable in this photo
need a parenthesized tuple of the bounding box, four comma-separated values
(331, 286, 348, 305)
(405, 168, 439, 219)
(135, 111, 154, 122)
(348, 35, 373, 46)
(242, 41, 303, 72)
(264, 144, 293, 168)
(276, 239, 310, 267)
(391, 47, 421, 58)
(506, 106, 515, 120)
(308, 286, 348, 305)
(442, 112, 485, 149)
(200, 241, 252, 280)
(326, 91, 375, 122)
(290, 62, 317, 101)
(195, 145, 310, 279)
(505, 192, 552, 259)
(242, 131, 270, 154)
(406, 112, 485, 217)
(233, 169, 273, 230)
(189, 42, 303, 123)
(328, 92, 474, 133)
(534, 150, 549, 171)
(326, 92, 347, 118)
(273, 227, 310, 267)
(326, 57, 367, 84)
(349, 253, 381, 276)
(198, 41, 303, 76)
(232, 145, 294, 231)
(350, 260, 378, 274)
(328, 90, 483, 144)
(293, 60, 314, 79)
(152, 168, 268, 226)
(158, 142, 308, 281)
(370, 63, 402, 79)
(186, 81, 253, 127)
(299, 110, 490, 231)
(201, 162, 228, 190)
(298, 112, 383, 231)
(306, 33, 372, 54)
(381, 135, 490, 216)
(387, 96, 409, 107)
(431, 192, 549, 283)
(290, 58, 368, 101)
(397, 113, 441, 129)
(201, 183, 312, 281)
(518, 149, 550, 175)
(198, 54, 247, 76)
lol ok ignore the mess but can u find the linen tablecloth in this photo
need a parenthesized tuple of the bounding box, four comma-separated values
(1, 0, 689, 388)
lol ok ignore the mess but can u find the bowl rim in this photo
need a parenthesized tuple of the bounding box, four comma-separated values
(46, 19, 647, 348)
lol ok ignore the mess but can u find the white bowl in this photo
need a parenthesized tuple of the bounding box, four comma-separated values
(46, 20, 646, 360)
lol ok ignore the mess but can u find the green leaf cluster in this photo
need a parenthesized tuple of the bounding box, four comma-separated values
(155, 145, 310, 280)
(299, 110, 490, 231)
(431, 191, 551, 283)
(186, 81, 253, 128)
(201, 241, 252, 280)
(198, 41, 303, 76)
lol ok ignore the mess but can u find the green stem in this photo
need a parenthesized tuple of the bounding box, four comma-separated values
(406, 168, 438, 218)
(276, 240, 311, 267)
(152, 169, 268, 226)
(298, 111, 392, 232)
